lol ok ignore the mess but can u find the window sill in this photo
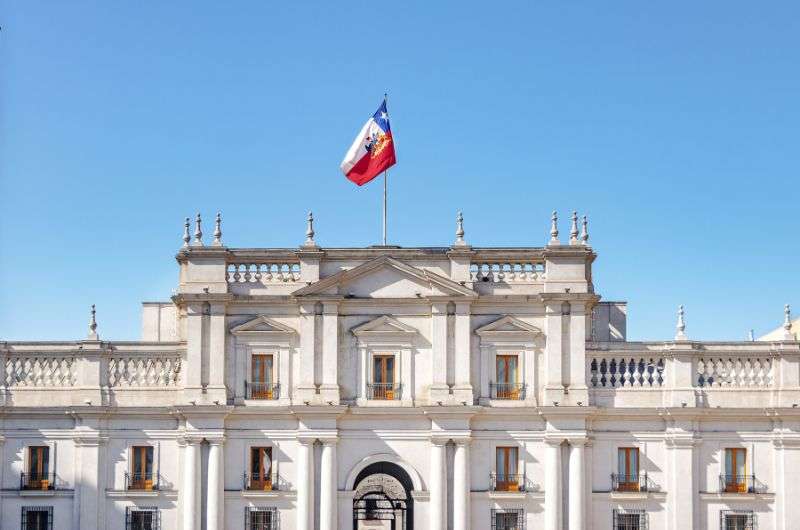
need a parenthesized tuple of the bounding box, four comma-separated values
(592, 491, 668, 501)
(105, 489, 177, 499)
(225, 490, 296, 499)
(699, 492, 774, 501)
(18, 489, 72, 497)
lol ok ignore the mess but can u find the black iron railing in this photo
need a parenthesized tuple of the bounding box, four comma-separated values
(490, 472, 526, 492)
(20, 472, 56, 490)
(125, 471, 161, 490)
(489, 382, 526, 400)
(245, 382, 280, 400)
(719, 474, 759, 494)
(611, 472, 649, 492)
(243, 473, 285, 491)
(367, 383, 402, 400)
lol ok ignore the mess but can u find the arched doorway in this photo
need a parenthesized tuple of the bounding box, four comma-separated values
(352, 462, 414, 530)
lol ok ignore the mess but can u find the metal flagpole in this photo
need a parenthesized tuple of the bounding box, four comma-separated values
(383, 169, 388, 245)
(382, 92, 389, 246)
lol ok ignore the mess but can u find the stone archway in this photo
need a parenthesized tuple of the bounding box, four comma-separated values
(352, 462, 415, 530)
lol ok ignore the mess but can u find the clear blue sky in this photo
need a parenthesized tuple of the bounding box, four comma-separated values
(1, 1, 798, 341)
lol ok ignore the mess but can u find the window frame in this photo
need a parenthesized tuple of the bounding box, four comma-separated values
(245, 507, 279, 530)
(249, 446, 274, 490)
(613, 509, 648, 530)
(720, 509, 756, 530)
(617, 447, 640, 491)
(724, 448, 748, 493)
(249, 353, 277, 399)
(21, 506, 53, 530)
(129, 445, 155, 490)
(494, 446, 520, 491)
(125, 506, 160, 530)
(491, 508, 524, 530)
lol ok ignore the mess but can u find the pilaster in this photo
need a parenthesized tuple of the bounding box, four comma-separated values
(296, 302, 318, 402)
(319, 302, 340, 403)
(429, 302, 450, 402)
(452, 301, 473, 403)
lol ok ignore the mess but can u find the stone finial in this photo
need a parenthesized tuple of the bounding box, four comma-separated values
(748, 329, 755, 341)
(549, 211, 559, 245)
(675, 305, 687, 341)
(581, 215, 589, 244)
(212, 212, 223, 246)
(453, 211, 467, 247)
(192, 213, 203, 246)
(783, 304, 795, 340)
(303, 211, 316, 247)
(569, 211, 579, 245)
(182, 217, 191, 248)
(87, 304, 99, 340)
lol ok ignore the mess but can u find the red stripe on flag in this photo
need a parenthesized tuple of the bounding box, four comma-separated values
(345, 133, 396, 186)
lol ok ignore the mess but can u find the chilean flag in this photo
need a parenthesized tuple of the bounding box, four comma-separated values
(340, 99, 397, 186)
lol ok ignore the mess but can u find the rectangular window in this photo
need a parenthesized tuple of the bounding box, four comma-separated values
(246, 507, 278, 530)
(721, 510, 755, 530)
(130, 446, 155, 490)
(21, 506, 53, 530)
(495, 446, 519, 491)
(126, 507, 160, 530)
(491, 509, 524, 530)
(25, 446, 51, 490)
(613, 509, 647, 530)
(371, 354, 396, 399)
(251, 354, 275, 399)
(250, 447, 273, 490)
(616, 447, 640, 491)
(724, 448, 747, 493)
(495, 355, 520, 399)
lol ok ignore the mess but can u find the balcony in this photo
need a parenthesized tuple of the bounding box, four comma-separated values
(611, 472, 649, 492)
(719, 474, 762, 494)
(243, 473, 285, 491)
(20, 472, 56, 491)
(489, 382, 526, 400)
(125, 472, 161, 491)
(367, 383, 401, 400)
(245, 382, 280, 400)
(490, 473, 527, 492)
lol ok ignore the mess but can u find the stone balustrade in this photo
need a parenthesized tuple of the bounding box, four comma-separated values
(226, 262, 301, 284)
(469, 262, 546, 283)
(0, 342, 185, 406)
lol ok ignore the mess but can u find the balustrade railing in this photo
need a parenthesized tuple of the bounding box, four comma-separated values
(243, 473, 285, 491)
(719, 474, 761, 494)
(489, 382, 526, 400)
(20, 472, 56, 490)
(125, 471, 161, 491)
(367, 383, 402, 400)
(589, 357, 665, 388)
(470, 262, 545, 283)
(108, 355, 182, 387)
(245, 381, 280, 400)
(697, 357, 773, 388)
(490, 472, 527, 492)
(611, 472, 649, 492)
(227, 262, 300, 284)
(4, 356, 77, 387)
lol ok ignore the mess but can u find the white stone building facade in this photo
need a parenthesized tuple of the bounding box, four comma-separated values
(1, 212, 798, 530)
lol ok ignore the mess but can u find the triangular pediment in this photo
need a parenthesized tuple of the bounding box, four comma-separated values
(292, 255, 477, 299)
(230, 315, 296, 335)
(476, 315, 542, 336)
(351, 315, 418, 336)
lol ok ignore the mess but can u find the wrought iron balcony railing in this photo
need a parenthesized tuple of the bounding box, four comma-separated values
(367, 383, 402, 400)
(611, 472, 649, 492)
(245, 382, 280, 400)
(243, 473, 285, 491)
(719, 474, 760, 494)
(125, 471, 161, 491)
(489, 382, 526, 400)
(20, 472, 56, 490)
(490, 472, 527, 492)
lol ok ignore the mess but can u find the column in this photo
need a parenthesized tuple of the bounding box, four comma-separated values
(430, 303, 449, 401)
(75, 435, 105, 529)
(320, 302, 340, 402)
(545, 440, 563, 530)
(666, 435, 698, 530)
(320, 440, 338, 530)
(296, 439, 315, 530)
(568, 441, 586, 530)
(453, 440, 471, 530)
(429, 439, 447, 530)
(183, 439, 201, 530)
(206, 439, 224, 530)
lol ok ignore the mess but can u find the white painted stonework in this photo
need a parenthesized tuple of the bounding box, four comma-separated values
(1, 213, 798, 530)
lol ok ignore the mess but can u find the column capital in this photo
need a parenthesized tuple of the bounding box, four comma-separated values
(319, 437, 339, 446)
(543, 436, 565, 447)
(452, 437, 472, 447)
(179, 434, 205, 446)
(207, 436, 226, 446)
(430, 437, 450, 447)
